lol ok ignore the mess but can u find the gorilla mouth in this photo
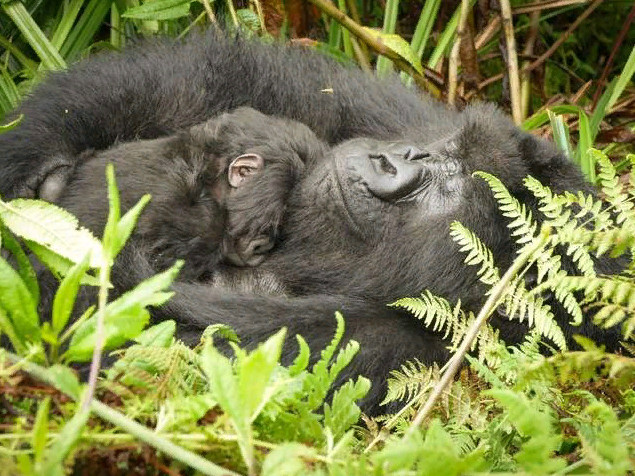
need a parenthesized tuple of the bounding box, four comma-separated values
(392, 169, 431, 203)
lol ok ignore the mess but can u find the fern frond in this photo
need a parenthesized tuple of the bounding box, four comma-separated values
(383, 359, 435, 404)
(391, 291, 457, 337)
(450, 221, 500, 285)
(524, 176, 570, 226)
(474, 172, 537, 246)
(595, 150, 635, 236)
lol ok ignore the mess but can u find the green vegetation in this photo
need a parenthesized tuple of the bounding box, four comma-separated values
(1, 1, 634, 474)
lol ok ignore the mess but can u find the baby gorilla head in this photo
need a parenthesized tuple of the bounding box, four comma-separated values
(55, 107, 325, 279)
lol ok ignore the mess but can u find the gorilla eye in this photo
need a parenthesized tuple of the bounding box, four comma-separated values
(192, 186, 211, 204)
(198, 187, 210, 200)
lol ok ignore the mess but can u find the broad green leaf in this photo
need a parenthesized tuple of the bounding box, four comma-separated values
(200, 342, 247, 432)
(25, 240, 102, 286)
(0, 255, 40, 344)
(0, 198, 106, 268)
(134, 319, 176, 347)
(238, 328, 286, 420)
(65, 305, 150, 362)
(362, 26, 423, 74)
(45, 364, 83, 400)
(1, 227, 39, 303)
(51, 253, 91, 335)
(123, 0, 191, 20)
(261, 443, 319, 476)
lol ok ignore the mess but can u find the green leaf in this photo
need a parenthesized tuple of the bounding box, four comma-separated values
(32, 397, 50, 463)
(261, 443, 319, 476)
(547, 110, 573, 160)
(51, 253, 91, 336)
(288, 335, 310, 377)
(486, 389, 566, 473)
(0, 114, 22, 132)
(581, 401, 630, 475)
(238, 328, 286, 420)
(106, 260, 182, 316)
(200, 342, 247, 432)
(123, 0, 191, 20)
(102, 164, 121, 254)
(44, 365, 83, 400)
(134, 319, 176, 347)
(65, 305, 150, 362)
(236, 8, 260, 33)
(605, 45, 635, 113)
(1, 227, 39, 304)
(0, 198, 106, 268)
(0, 255, 40, 345)
(0, 2, 66, 70)
(25, 240, 101, 286)
(362, 26, 423, 75)
(576, 109, 595, 182)
(323, 377, 370, 440)
(112, 193, 151, 257)
(59, 0, 112, 61)
(522, 105, 581, 131)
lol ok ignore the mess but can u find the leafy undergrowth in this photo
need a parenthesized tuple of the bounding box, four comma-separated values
(1, 154, 635, 474)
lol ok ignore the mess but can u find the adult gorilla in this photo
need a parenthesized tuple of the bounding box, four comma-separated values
(0, 31, 623, 413)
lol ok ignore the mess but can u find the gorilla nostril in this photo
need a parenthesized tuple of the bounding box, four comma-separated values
(404, 147, 429, 161)
(249, 236, 274, 255)
(370, 154, 397, 175)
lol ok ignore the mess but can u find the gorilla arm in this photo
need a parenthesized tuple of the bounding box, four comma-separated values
(164, 281, 448, 414)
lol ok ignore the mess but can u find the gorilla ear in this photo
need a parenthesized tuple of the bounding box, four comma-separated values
(228, 153, 265, 188)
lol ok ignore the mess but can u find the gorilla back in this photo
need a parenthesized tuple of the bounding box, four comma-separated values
(0, 30, 447, 199)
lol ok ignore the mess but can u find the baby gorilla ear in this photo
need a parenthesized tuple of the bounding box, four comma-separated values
(228, 153, 264, 188)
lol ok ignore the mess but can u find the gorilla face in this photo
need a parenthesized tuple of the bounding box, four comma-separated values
(273, 105, 580, 309)
(333, 139, 467, 229)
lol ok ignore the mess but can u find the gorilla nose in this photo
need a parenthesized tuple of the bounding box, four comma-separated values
(366, 152, 428, 201)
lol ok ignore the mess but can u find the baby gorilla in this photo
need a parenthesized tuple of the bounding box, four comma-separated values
(55, 107, 325, 280)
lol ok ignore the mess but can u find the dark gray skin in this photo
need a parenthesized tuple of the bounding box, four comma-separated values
(56, 107, 325, 280)
(0, 33, 625, 414)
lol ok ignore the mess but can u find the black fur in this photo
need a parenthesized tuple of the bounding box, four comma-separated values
(0, 32, 624, 414)
(55, 107, 322, 280)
